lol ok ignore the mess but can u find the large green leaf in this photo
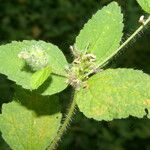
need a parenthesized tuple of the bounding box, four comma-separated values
(0, 40, 68, 95)
(76, 69, 150, 121)
(0, 88, 62, 150)
(136, 0, 150, 13)
(75, 2, 123, 67)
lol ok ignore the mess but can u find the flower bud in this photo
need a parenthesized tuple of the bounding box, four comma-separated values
(18, 45, 49, 71)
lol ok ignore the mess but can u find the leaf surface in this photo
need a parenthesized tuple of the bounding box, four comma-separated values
(31, 66, 52, 89)
(0, 88, 62, 150)
(136, 0, 150, 13)
(75, 2, 124, 67)
(0, 40, 68, 95)
(76, 69, 150, 121)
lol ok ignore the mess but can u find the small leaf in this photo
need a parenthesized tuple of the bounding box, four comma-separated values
(31, 66, 52, 89)
(0, 40, 68, 95)
(136, 0, 150, 13)
(0, 88, 62, 150)
(75, 2, 124, 67)
(76, 69, 150, 121)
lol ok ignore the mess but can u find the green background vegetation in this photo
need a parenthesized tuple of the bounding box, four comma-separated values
(0, 0, 150, 149)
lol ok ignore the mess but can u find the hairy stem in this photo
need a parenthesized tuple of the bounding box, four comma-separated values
(117, 15, 150, 52)
(47, 90, 77, 150)
(46, 16, 150, 150)
(99, 15, 150, 68)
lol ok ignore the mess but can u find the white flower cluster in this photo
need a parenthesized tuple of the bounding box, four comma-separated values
(18, 45, 49, 71)
(66, 49, 97, 89)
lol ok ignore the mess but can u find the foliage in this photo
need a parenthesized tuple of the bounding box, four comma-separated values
(76, 69, 150, 121)
(0, 0, 150, 150)
(75, 2, 123, 68)
(136, 0, 150, 13)
(0, 87, 62, 150)
(0, 40, 68, 95)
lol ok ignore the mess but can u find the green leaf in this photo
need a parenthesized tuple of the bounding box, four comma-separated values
(136, 0, 150, 13)
(31, 66, 52, 89)
(0, 88, 62, 150)
(75, 2, 123, 68)
(0, 40, 68, 95)
(76, 69, 150, 121)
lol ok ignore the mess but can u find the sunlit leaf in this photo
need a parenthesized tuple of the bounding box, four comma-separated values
(76, 69, 150, 121)
(136, 0, 150, 13)
(0, 88, 62, 150)
(75, 2, 123, 68)
(0, 40, 68, 95)
(31, 66, 52, 90)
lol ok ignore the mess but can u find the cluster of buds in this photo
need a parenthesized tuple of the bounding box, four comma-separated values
(66, 46, 98, 89)
(18, 45, 49, 71)
(65, 64, 82, 89)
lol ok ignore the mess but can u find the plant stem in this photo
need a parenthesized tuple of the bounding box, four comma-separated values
(96, 15, 150, 69)
(117, 15, 150, 53)
(47, 16, 150, 150)
(47, 90, 77, 150)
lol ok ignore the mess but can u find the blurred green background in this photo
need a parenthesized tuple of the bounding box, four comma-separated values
(0, 0, 150, 150)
